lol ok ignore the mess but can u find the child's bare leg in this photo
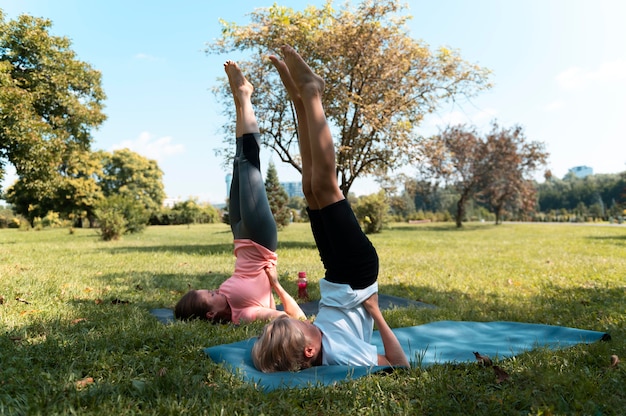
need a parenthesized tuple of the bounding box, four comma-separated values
(280, 45, 343, 209)
(269, 55, 316, 209)
(224, 60, 259, 136)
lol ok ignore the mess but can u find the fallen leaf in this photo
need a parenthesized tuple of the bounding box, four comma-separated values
(493, 365, 510, 383)
(15, 297, 30, 304)
(84, 287, 93, 293)
(20, 309, 40, 315)
(135, 285, 143, 291)
(473, 351, 493, 367)
(610, 355, 620, 368)
(0, 295, 5, 305)
(71, 318, 87, 325)
(94, 298, 103, 305)
(158, 367, 167, 377)
(75, 377, 94, 389)
(111, 298, 129, 305)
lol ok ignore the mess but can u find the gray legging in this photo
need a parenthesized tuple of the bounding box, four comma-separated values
(229, 133, 277, 251)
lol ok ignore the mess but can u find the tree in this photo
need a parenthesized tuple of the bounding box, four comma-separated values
(94, 194, 149, 241)
(0, 11, 106, 194)
(209, 0, 491, 196)
(5, 149, 103, 226)
(264, 162, 291, 229)
(6, 148, 164, 227)
(419, 125, 485, 227)
(354, 191, 389, 234)
(419, 122, 547, 227)
(171, 199, 202, 228)
(97, 149, 165, 217)
(477, 123, 548, 224)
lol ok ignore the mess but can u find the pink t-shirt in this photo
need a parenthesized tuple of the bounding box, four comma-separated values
(218, 239, 278, 324)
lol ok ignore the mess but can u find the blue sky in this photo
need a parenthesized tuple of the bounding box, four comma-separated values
(2, 0, 625, 205)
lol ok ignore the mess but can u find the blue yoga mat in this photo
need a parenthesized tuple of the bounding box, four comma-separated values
(204, 321, 608, 391)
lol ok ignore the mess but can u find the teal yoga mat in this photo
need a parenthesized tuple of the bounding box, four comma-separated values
(204, 321, 609, 391)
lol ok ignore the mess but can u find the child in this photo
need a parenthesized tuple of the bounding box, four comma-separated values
(175, 61, 304, 324)
(252, 46, 409, 371)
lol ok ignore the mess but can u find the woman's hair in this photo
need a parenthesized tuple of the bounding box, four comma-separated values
(251, 316, 310, 373)
(174, 290, 208, 321)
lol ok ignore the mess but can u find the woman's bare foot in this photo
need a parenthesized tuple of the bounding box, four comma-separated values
(268, 55, 301, 103)
(224, 60, 254, 104)
(280, 45, 325, 97)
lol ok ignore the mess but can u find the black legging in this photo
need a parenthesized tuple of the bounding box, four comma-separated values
(229, 133, 277, 251)
(308, 200, 378, 290)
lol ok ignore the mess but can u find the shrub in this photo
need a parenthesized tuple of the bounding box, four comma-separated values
(95, 195, 149, 241)
(353, 191, 389, 234)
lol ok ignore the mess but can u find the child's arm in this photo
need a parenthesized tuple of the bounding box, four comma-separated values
(255, 266, 307, 321)
(362, 293, 409, 367)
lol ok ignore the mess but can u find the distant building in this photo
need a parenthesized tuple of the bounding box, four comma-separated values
(568, 166, 593, 178)
(163, 197, 181, 208)
(281, 181, 304, 198)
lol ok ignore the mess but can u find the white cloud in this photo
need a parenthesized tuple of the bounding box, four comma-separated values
(112, 131, 185, 162)
(134, 53, 159, 61)
(556, 60, 626, 91)
(542, 99, 565, 112)
(425, 107, 498, 132)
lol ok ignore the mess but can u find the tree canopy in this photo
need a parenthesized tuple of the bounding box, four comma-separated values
(419, 122, 548, 227)
(0, 10, 106, 194)
(209, 0, 491, 196)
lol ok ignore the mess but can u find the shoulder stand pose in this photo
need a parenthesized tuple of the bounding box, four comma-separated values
(252, 45, 409, 371)
(174, 61, 305, 324)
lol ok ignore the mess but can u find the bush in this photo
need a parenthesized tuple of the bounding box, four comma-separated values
(353, 191, 389, 234)
(95, 195, 149, 241)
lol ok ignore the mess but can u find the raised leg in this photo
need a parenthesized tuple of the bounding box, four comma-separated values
(224, 61, 277, 251)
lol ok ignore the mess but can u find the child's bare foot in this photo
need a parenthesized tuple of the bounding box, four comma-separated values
(268, 55, 301, 103)
(224, 60, 254, 104)
(280, 45, 325, 97)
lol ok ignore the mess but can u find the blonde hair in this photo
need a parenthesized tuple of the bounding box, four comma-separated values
(251, 316, 310, 373)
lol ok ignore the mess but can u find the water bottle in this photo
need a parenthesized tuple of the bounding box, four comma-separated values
(297, 271, 309, 301)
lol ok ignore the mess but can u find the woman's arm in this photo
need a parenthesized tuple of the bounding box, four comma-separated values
(362, 293, 409, 368)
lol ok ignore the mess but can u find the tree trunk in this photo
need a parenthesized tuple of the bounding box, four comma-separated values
(456, 195, 467, 228)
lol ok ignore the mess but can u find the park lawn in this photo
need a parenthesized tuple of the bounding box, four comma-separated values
(0, 222, 624, 415)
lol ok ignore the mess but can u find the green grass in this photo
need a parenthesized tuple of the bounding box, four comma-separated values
(1, 222, 625, 415)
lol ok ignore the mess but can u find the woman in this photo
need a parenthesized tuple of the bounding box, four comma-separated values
(174, 61, 304, 324)
(252, 46, 409, 371)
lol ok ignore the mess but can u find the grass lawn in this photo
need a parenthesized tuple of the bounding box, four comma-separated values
(1, 222, 624, 415)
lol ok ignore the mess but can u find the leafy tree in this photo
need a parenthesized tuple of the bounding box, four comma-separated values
(477, 123, 548, 224)
(95, 194, 149, 240)
(419, 123, 547, 227)
(264, 161, 291, 228)
(353, 191, 389, 234)
(287, 195, 308, 222)
(0, 11, 106, 194)
(209, 0, 491, 196)
(171, 199, 202, 227)
(6, 150, 104, 226)
(419, 125, 485, 227)
(97, 149, 165, 217)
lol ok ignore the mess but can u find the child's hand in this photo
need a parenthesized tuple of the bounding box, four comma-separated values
(264, 266, 280, 288)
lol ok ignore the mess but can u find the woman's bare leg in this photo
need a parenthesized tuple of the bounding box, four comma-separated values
(279, 45, 343, 209)
(224, 60, 259, 137)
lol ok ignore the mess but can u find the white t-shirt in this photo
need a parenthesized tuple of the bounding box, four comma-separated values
(314, 279, 379, 366)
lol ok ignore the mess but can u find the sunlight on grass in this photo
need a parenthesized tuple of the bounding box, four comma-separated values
(0, 222, 624, 414)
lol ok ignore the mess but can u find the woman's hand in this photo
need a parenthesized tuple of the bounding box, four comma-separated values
(265, 266, 280, 288)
